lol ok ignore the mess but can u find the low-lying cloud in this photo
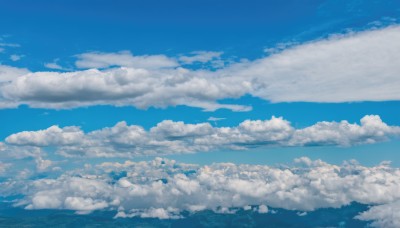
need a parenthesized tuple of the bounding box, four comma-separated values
(0, 157, 398, 227)
(4, 115, 400, 157)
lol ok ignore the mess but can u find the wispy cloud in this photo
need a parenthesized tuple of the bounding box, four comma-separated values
(10, 54, 24, 61)
(178, 51, 223, 64)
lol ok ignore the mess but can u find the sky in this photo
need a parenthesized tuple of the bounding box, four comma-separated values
(0, 0, 400, 227)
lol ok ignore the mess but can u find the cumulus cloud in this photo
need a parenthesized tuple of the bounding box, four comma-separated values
(4, 115, 400, 157)
(75, 51, 179, 69)
(356, 200, 400, 228)
(0, 67, 251, 111)
(0, 157, 399, 225)
(0, 26, 399, 111)
(6, 125, 84, 147)
(35, 157, 53, 172)
(0, 65, 29, 83)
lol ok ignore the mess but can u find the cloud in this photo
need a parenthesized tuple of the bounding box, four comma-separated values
(35, 157, 53, 172)
(4, 115, 400, 157)
(0, 26, 399, 110)
(356, 200, 400, 228)
(178, 51, 223, 64)
(232, 25, 400, 103)
(75, 51, 179, 69)
(1, 157, 399, 225)
(10, 54, 24, 61)
(44, 63, 63, 70)
(0, 142, 44, 160)
(0, 42, 20, 48)
(0, 65, 30, 83)
(258, 205, 268, 213)
(0, 67, 251, 111)
(44, 60, 65, 70)
(5, 125, 84, 147)
(207, 116, 226, 122)
(0, 162, 11, 175)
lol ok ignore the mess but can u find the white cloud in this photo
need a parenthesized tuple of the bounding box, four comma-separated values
(75, 50, 179, 69)
(10, 54, 24, 61)
(0, 142, 44, 160)
(44, 61, 64, 70)
(0, 65, 29, 83)
(4, 115, 400, 157)
(35, 157, 53, 172)
(0, 67, 251, 111)
(230, 25, 400, 103)
(258, 204, 268, 213)
(0, 162, 11, 175)
(178, 51, 223, 64)
(0, 26, 399, 110)
(356, 200, 400, 228)
(1, 157, 399, 225)
(6, 125, 84, 147)
(207, 117, 226, 122)
(0, 42, 20, 48)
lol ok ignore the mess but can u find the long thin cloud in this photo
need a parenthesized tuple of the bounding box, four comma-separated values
(3, 115, 399, 158)
(0, 26, 400, 111)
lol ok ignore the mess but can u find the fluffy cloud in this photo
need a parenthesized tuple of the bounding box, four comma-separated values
(6, 125, 84, 147)
(0, 142, 44, 159)
(0, 26, 399, 111)
(0, 65, 29, 83)
(356, 201, 400, 228)
(4, 115, 400, 157)
(1, 157, 399, 225)
(0, 67, 250, 111)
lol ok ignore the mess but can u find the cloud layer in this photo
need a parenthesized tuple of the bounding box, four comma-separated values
(0, 26, 400, 110)
(0, 157, 398, 227)
(3, 115, 399, 158)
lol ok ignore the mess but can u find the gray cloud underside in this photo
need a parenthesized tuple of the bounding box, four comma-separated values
(0, 157, 398, 227)
(3, 115, 400, 158)
(0, 26, 400, 110)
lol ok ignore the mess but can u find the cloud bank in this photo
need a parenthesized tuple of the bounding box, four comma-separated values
(0, 26, 399, 110)
(0, 157, 398, 227)
(3, 115, 400, 157)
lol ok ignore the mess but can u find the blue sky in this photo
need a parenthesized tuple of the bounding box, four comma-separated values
(1, 0, 400, 226)
(0, 0, 400, 164)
